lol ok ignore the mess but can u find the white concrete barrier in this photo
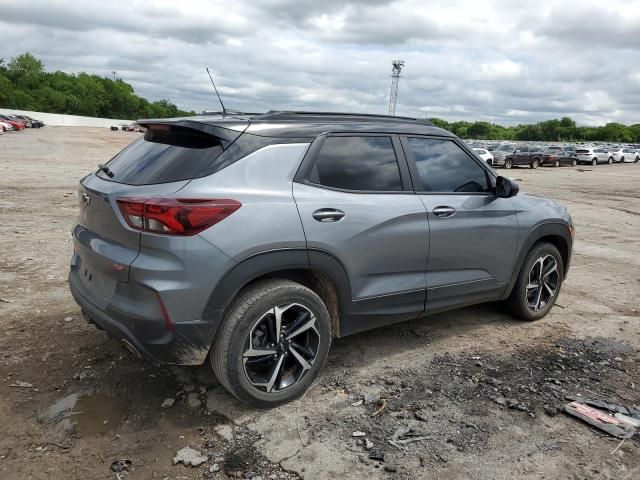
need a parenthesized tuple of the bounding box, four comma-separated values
(0, 108, 132, 128)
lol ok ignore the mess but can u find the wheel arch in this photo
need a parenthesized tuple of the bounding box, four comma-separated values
(505, 223, 572, 297)
(202, 249, 351, 340)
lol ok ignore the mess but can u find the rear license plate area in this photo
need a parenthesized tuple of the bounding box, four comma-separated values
(77, 255, 116, 310)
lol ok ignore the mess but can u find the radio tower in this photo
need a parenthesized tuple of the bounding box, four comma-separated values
(387, 60, 405, 116)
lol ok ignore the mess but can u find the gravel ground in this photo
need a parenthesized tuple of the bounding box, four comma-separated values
(1, 127, 639, 480)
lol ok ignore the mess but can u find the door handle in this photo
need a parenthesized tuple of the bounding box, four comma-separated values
(312, 208, 345, 222)
(432, 206, 457, 218)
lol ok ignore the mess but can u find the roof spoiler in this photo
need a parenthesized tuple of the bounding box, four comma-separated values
(136, 118, 249, 143)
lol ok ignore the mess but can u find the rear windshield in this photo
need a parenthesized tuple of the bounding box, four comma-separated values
(98, 125, 226, 185)
(576, 149, 590, 153)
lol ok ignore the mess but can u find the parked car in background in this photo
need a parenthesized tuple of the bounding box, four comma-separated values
(576, 147, 614, 165)
(620, 148, 640, 163)
(124, 123, 142, 132)
(16, 114, 44, 128)
(541, 146, 577, 167)
(68, 111, 573, 406)
(611, 147, 639, 163)
(473, 148, 494, 165)
(0, 114, 26, 130)
(492, 144, 543, 169)
(0, 120, 14, 132)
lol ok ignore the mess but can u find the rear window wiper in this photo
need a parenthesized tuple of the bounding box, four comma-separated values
(97, 164, 114, 178)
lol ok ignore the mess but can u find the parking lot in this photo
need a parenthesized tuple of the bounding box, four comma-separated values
(1, 127, 639, 479)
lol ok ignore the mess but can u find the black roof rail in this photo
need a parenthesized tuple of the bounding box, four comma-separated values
(254, 110, 434, 126)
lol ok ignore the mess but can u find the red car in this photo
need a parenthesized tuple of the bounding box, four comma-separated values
(0, 114, 26, 130)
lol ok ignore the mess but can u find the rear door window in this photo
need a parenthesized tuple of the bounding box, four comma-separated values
(405, 137, 490, 193)
(98, 125, 226, 185)
(307, 136, 403, 191)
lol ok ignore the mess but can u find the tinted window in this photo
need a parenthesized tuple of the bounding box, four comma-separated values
(519, 146, 529, 152)
(496, 144, 514, 152)
(308, 136, 402, 191)
(98, 125, 226, 185)
(406, 138, 490, 193)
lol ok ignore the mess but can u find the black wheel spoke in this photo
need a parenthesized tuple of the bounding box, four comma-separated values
(242, 303, 320, 393)
(526, 254, 558, 312)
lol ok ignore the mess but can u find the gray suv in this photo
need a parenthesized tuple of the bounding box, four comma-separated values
(68, 111, 573, 406)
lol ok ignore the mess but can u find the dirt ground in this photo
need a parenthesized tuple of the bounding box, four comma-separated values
(1, 127, 639, 480)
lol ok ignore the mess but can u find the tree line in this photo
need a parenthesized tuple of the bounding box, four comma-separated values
(0, 53, 195, 119)
(429, 116, 640, 143)
(1, 53, 639, 139)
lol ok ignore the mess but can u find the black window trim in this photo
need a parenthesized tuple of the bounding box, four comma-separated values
(399, 134, 497, 196)
(293, 132, 415, 194)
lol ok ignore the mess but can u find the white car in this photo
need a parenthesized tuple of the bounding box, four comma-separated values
(616, 147, 640, 163)
(473, 148, 494, 165)
(0, 120, 14, 132)
(576, 147, 614, 165)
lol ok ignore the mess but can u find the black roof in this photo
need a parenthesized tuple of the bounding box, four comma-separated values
(138, 110, 453, 139)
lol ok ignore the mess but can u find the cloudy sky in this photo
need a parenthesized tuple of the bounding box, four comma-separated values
(1, 0, 639, 125)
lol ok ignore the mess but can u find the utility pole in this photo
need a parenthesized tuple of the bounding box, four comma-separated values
(112, 71, 117, 82)
(387, 60, 405, 116)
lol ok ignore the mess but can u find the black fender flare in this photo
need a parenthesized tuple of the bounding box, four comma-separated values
(201, 248, 353, 336)
(505, 222, 573, 297)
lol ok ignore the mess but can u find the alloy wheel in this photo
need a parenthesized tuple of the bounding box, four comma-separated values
(525, 255, 559, 312)
(242, 303, 320, 393)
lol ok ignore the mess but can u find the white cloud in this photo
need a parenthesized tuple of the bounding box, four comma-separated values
(0, 0, 638, 125)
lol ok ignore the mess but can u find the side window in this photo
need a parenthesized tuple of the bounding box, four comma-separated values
(405, 137, 490, 193)
(308, 136, 403, 191)
(520, 146, 529, 153)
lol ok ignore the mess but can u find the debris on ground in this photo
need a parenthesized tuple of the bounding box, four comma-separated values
(110, 459, 132, 473)
(368, 450, 385, 461)
(614, 413, 640, 428)
(389, 423, 429, 449)
(565, 396, 640, 418)
(10, 381, 33, 388)
(161, 398, 175, 408)
(215, 424, 234, 442)
(352, 431, 366, 437)
(563, 401, 636, 439)
(187, 392, 201, 409)
(173, 446, 207, 467)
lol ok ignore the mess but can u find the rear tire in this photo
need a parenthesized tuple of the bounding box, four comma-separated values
(592, 158, 597, 166)
(210, 279, 331, 407)
(608, 157, 613, 164)
(571, 159, 577, 167)
(505, 242, 564, 321)
(530, 159, 539, 169)
(554, 159, 560, 168)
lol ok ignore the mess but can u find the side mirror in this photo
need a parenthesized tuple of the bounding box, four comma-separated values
(496, 176, 519, 198)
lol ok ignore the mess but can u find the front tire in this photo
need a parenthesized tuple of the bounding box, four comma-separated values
(505, 158, 513, 169)
(608, 157, 613, 164)
(506, 242, 564, 321)
(530, 159, 539, 169)
(592, 158, 597, 166)
(210, 279, 332, 407)
(554, 159, 560, 168)
(571, 158, 577, 167)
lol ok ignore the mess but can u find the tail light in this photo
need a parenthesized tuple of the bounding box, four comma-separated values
(116, 198, 241, 236)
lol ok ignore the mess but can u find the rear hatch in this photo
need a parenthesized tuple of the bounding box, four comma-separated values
(72, 121, 246, 304)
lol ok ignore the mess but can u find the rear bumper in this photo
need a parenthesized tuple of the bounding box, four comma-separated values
(68, 268, 221, 365)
